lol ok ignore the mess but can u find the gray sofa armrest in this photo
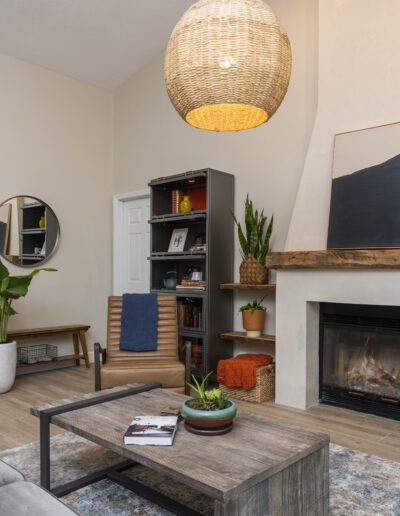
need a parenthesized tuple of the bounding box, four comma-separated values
(0, 460, 24, 487)
(0, 481, 77, 515)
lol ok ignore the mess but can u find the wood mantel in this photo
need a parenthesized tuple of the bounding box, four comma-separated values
(266, 249, 400, 269)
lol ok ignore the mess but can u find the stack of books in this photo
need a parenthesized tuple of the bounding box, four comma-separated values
(124, 415, 178, 446)
(189, 243, 207, 252)
(176, 280, 206, 291)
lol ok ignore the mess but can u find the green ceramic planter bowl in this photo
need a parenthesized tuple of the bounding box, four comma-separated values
(181, 399, 237, 436)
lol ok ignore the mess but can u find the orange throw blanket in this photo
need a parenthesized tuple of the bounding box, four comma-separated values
(217, 354, 273, 390)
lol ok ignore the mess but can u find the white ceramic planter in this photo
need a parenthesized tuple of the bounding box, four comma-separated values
(0, 341, 16, 393)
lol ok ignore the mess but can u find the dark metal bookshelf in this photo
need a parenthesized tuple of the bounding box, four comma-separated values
(149, 168, 234, 375)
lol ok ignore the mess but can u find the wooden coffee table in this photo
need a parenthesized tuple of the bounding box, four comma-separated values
(32, 384, 329, 515)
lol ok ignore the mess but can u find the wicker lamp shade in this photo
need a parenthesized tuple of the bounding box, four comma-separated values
(165, 0, 292, 132)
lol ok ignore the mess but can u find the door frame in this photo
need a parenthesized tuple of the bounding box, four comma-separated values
(113, 189, 150, 295)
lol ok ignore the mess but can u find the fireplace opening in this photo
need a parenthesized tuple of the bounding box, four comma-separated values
(319, 303, 400, 420)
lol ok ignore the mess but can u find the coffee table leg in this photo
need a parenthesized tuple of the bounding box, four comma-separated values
(214, 445, 329, 516)
(40, 413, 51, 490)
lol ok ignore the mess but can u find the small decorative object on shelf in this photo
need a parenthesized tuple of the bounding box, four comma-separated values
(189, 233, 206, 252)
(39, 215, 45, 229)
(168, 227, 189, 253)
(181, 372, 237, 435)
(180, 195, 192, 213)
(240, 296, 266, 337)
(233, 194, 273, 284)
(171, 190, 182, 214)
(163, 271, 178, 290)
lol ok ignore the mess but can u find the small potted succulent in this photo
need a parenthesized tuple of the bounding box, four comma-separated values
(181, 372, 237, 435)
(0, 259, 56, 393)
(240, 296, 266, 337)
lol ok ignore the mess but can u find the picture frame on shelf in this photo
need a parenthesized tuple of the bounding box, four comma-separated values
(168, 227, 188, 253)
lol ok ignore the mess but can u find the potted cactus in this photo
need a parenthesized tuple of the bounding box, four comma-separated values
(240, 296, 266, 337)
(0, 259, 56, 393)
(181, 372, 237, 435)
(233, 194, 273, 284)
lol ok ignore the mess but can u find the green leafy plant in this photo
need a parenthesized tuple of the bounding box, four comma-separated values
(233, 194, 273, 265)
(0, 259, 57, 343)
(186, 372, 231, 411)
(239, 295, 266, 313)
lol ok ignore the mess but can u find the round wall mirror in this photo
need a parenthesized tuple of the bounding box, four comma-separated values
(0, 196, 60, 267)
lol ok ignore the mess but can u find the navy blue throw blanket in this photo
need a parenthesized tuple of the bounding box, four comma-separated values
(119, 293, 158, 352)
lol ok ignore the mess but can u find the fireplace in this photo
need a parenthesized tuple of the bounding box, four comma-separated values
(319, 303, 400, 420)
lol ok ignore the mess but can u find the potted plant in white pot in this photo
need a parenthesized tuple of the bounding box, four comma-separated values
(0, 259, 56, 393)
(240, 296, 267, 337)
(233, 195, 273, 284)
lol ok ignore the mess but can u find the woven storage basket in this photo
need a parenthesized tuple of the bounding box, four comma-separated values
(219, 364, 275, 403)
(240, 255, 269, 284)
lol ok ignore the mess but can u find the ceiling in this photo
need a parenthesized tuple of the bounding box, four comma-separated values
(0, 0, 195, 90)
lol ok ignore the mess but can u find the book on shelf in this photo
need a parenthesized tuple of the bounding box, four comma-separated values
(179, 300, 202, 328)
(176, 279, 206, 291)
(176, 285, 206, 291)
(124, 415, 178, 446)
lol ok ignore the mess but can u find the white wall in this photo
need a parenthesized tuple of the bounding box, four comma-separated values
(286, 0, 400, 250)
(275, 0, 400, 410)
(114, 0, 319, 351)
(0, 53, 113, 355)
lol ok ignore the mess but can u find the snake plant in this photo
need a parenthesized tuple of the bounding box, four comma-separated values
(233, 194, 273, 265)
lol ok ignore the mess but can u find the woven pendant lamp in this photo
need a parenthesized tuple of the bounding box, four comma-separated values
(165, 0, 292, 132)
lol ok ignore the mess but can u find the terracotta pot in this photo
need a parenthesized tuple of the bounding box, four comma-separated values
(181, 399, 237, 436)
(242, 308, 266, 337)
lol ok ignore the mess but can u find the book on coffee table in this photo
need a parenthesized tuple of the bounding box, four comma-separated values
(124, 415, 178, 446)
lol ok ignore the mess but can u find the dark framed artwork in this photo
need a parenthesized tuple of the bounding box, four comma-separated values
(328, 121, 400, 249)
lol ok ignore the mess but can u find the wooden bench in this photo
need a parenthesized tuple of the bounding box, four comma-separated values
(9, 325, 91, 370)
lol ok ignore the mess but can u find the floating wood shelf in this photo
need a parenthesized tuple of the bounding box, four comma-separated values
(220, 331, 275, 345)
(220, 283, 276, 292)
(266, 249, 400, 269)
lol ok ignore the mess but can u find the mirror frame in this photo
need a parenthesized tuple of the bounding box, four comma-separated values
(0, 195, 60, 268)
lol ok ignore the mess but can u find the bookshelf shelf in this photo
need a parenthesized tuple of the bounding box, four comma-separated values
(220, 331, 276, 345)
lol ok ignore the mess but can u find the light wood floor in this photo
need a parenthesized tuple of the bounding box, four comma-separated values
(1, 367, 400, 463)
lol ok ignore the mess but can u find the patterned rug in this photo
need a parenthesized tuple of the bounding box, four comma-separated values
(0, 432, 400, 515)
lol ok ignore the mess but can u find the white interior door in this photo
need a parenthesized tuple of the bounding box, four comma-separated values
(116, 194, 150, 294)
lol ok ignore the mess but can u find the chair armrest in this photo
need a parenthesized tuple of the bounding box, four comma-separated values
(94, 343, 106, 391)
(184, 340, 192, 395)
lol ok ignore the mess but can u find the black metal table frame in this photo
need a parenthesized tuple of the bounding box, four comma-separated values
(39, 383, 202, 516)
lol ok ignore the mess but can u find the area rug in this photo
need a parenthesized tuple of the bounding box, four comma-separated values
(1, 432, 400, 515)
